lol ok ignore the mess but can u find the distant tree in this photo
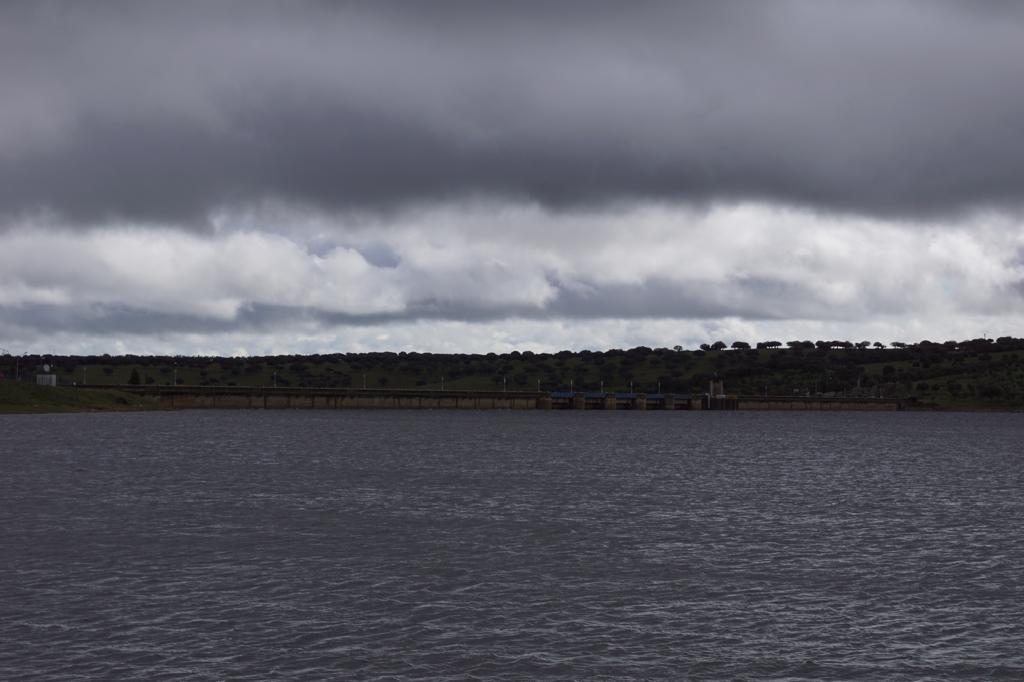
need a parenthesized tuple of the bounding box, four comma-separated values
(855, 341, 871, 349)
(978, 384, 1003, 400)
(731, 341, 751, 350)
(699, 343, 712, 351)
(710, 341, 727, 351)
(891, 342, 907, 349)
(673, 345, 683, 352)
(873, 342, 885, 349)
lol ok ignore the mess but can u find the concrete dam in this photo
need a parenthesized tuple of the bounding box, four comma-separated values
(106, 385, 904, 411)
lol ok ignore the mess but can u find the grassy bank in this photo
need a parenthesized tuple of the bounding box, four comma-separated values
(0, 382, 161, 414)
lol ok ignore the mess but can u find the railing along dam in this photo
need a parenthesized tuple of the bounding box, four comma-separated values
(97, 385, 904, 411)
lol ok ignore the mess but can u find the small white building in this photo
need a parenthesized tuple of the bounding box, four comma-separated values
(36, 374, 57, 387)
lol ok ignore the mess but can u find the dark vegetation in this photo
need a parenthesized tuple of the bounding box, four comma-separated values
(4, 336, 1024, 410)
(0, 382, 159, 414)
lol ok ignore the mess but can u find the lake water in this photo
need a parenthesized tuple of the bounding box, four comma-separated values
(2, 410, 1023, 680)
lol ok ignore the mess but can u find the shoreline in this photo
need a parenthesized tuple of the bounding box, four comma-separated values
(0, 383, 161, 415)
(3, 384, 1021, 415)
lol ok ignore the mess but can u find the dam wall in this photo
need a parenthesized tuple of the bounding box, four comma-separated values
(98, 386, 903, 411)
(148, 388, 542, 410)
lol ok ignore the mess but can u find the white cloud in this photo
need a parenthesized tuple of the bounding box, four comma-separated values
(1, 200, 1023, 354)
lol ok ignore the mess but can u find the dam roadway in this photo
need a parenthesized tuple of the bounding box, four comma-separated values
(98, 385, 905, 411)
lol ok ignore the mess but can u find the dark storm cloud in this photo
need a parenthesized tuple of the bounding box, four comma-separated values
(3, 0, 1024, 224)
(544, 278, 837, 322)
(0, 275, 844, 338)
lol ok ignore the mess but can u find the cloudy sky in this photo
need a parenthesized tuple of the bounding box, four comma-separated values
(2, 1, 1024, 355)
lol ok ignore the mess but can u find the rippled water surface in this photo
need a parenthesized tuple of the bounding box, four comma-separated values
(2, 410, 1023, 680)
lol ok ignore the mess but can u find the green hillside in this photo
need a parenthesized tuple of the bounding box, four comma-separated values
(0, 382, 160, 414)
(4, 336, 1024, 410)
